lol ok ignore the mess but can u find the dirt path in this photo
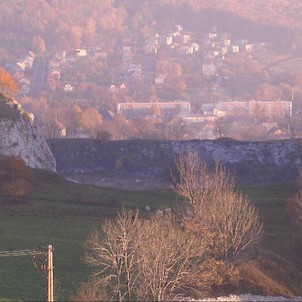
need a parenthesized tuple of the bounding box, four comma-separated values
(65, 174, 173, 191)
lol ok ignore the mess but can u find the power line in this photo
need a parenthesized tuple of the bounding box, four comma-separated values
(0, 245, 54, 302)
(0, 248, 47, 257)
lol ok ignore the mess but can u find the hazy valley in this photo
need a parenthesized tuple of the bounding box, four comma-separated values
(0, 1, 302, 301)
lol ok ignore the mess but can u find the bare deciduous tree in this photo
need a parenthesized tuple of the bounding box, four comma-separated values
(171, 151, 207, 205)
(84, 209, 141, 302)
(84, 210, 206, 301)
(135, 213, 201, 301)
(82, 153, 263, 301)
(198, 188, 264, 261)
(82, 208, 246, 301)
(173, 152, 264, 261)
(213, 117, 228, 139)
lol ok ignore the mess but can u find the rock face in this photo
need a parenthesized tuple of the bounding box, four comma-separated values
(0, 94, 56, 171)
(48, 138, 302, 185)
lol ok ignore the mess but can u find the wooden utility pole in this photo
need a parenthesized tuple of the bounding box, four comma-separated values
(47, 245, 54, 302)
(0, 245, 54, 302)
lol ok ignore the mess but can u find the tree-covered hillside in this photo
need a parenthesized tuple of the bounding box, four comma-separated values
(1, 0, 302, 59)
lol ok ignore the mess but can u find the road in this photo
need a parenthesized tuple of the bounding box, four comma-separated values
(31, 56, 46, 96)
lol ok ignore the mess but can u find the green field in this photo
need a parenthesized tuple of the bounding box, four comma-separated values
(0, 175, 178, 301)
(0, 172, 301, 301)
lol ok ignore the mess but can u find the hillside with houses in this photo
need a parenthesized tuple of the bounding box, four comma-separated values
(1, 1, 302, 301)
(1, 0, 302, 142)
(3, 23, 302, 141)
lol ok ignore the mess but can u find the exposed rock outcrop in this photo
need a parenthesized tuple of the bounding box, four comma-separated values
(0, 93, 56, 171)
(48, 138, 302, 186)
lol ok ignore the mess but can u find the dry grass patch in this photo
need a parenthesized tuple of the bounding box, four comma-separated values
(237, 249, 302, 297)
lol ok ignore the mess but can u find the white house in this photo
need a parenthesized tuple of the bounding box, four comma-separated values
(75, 48, 87, 57)
(155, 73, 166, 84)
(191, 43, 200, 53)
(245, 44, 254, 52)
(64, 84, 74, 92)
(166, 35, 173, 46)
(231, 45, 240, 53)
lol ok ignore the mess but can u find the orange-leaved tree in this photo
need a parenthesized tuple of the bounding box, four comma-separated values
(0, 156, 32, 204)
(0, 67, 18, 95)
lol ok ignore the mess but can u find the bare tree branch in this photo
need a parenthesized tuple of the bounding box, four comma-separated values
(173, 152, 264, 261)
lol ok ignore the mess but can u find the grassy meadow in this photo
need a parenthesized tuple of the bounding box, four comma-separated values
(0, 170, 178, 301)
(0, 168, 301, 300)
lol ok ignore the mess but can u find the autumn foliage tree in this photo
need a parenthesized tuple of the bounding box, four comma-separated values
(0, 156, 32, 204)
(1, 178, 32, 203)
(0, 68, 18, 95)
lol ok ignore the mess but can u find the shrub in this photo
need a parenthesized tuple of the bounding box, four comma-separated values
(96, 130, 112, 141)
(7, 156, 30, 179)
(1, 178, 32, 204)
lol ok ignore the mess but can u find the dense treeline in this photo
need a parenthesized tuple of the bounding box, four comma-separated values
(0, 0, 126, 58)
(0, 0, 302, 59)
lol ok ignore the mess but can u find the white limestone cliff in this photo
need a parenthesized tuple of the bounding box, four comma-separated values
(0, 94, 56, 171)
